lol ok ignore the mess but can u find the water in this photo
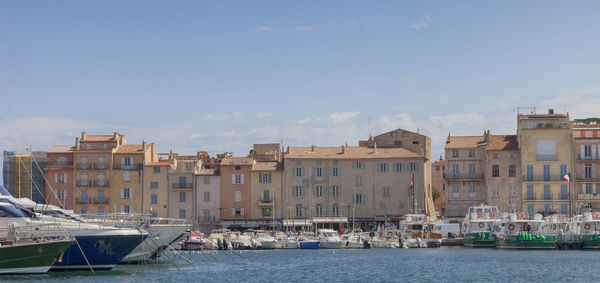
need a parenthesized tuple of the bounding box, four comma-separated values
(5, 247, 600, 282)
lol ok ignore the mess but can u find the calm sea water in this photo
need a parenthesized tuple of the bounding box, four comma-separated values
(5, 247, 600, 282)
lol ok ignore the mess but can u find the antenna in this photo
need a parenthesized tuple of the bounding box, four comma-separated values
(367, 116, 372, 137)
(515, 107, 536, 115)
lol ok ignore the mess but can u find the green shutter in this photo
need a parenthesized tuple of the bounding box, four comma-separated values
(268, 172, 272, 183)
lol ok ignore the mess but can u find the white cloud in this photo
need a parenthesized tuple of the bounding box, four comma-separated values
(411, 16, 432, 30)
(202, 112, 244, 121)
(257, 112, 272, 119)
(541, 86, 600, 119)
(330, 111, 361, 124)
(253, 26, 273, 32)
(293, 26, 314, 31)
(296, 118, 311, 125)
(252, 25, 315, 32)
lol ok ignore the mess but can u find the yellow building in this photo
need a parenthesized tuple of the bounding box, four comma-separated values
(142, 157, 171, 218)
(111, 142, 155, 214)
(518, 110, 573, 215)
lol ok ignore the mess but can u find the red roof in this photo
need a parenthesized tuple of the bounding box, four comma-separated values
(485, 135, 518, 151)
(82, 135, 115, 141)
(116, 145, 146, 153)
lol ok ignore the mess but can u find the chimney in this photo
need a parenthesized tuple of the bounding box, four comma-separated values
(142, 140, 146, 151)
(81, 132, 87, 140)
(311, 145, 316, 152)
(341, 145, 346, 154)
(374, 142, 377, 153)
(548, 109, 554, 115)
(151, 142, 155, 162)
(484, 130, 491, 144)
(75, 137, 80, 150)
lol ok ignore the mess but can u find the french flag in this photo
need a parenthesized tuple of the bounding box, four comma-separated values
(563, 173, 570, 182)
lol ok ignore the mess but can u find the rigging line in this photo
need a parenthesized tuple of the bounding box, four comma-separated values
(0, 81, 65, 208)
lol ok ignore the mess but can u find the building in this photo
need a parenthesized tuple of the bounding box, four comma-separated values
(142, 159, 172, 218)
(431, 158, 445, 216)
(249, 144, 283, 230)
(518, 110, 573, 216)
(219, 156, 254, 229)
(2, 151, 47, 203)
(44, 146, 75, 209)
(573, 122, 600, 213)
(111, 142, 154, 214)
(484, 133, 521, 213)
(282, 128, 432, 230)
(195, 166, 220, 232)
(444, 134, 488, 218)
(167, 153, 201, 220)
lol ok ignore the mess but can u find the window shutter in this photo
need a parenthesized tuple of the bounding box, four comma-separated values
(593, 164, 597, 179)
(339, 167, 342, 176)
(130, 189, 134, 199)
(232, 208, 235, 216)
(64, 173, 67, 183)
(301, 167, 305, 177)
(120, 205, 124, 212)
(593, 146, 597, 159)
(240, 174, 244, 184)
(232, 174, 236, 184)
(54, 174, 58, 184)
(352, 194, 355, 204)
(241, 208, 245, 216)
(582, 184, 586, 193)
(581, 145, 586, 159)
(594, 184, 597, 194)
(258, 173, 263, 183)
(363, 193, 366, 204)
(121, 157, 125, 168)
(583, 164, 586, 178)
(268, 173, 272, 183)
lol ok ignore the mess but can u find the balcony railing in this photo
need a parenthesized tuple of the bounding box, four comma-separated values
(579, 176, 600, 182)
(114, 163, 143, 170)
(76, 197, 89, 204)
(578, 194, 600, 200)
(525, 192, 569, 201)
(76, 180, 110, 187)
(172, 183, 193, 189)
(444, 173, 484, 180)
(523, 175, 564, 182)
(93, 197, 109, 204)
(578, 154, 600, 161)
(536, 154, 557, 161)
(77, 163, 109, 170)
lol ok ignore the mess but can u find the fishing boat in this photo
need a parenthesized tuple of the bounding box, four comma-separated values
(341, 229, 367, 249)
(255, 230, 277, 249)
(317, 229, 343, 249)
(398, 214, 442, 248)
(461, 205, 501, 248)
(0, 209, 74, 274)
(494, 213, 557, 249)
(574, 212, 600, 249)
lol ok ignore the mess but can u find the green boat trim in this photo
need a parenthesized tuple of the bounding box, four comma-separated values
(496, 234, 557, 249)
(463, 232, 497, 247)
(0, 239, 74, 274)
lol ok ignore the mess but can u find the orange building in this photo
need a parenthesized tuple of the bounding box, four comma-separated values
(219, 156, 254, 229)
(44, 145, 76, 209)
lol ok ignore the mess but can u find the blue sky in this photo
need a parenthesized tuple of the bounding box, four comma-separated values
(1, 1, 600, 177)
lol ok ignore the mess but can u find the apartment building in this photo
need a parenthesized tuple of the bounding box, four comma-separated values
(44, 146, 75, 209)
(3, 151, 47, 203)
(484, 133, 521, 213)
(518, 110, 573, 215)
(249, 143, 283, 229)
(142, 159, 172, 218)
(219, 156, 254, 229)
(168, 153, 201, 220)
(573, 123, 600, 212)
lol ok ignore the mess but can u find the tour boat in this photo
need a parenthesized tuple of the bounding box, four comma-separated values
(494, 213, 557, 249)
(398, 214, 442, 248)
(461, 205, 501, 248)
(574, 212, 600, 249)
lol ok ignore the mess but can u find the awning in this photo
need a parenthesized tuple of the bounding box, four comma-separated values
(282, 219, 313, 226)
(312, 217, 348, 223)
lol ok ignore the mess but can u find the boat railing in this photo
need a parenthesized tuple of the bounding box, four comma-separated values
(1, 223, 73, 242)
(82, 213, 191, 227)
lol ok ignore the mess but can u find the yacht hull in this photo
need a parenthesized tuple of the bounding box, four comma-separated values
(0, 240, 73, 274)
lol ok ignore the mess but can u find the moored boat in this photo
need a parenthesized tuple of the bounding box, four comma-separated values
(494, 213, 557, 249)
(461, 205, 501, 248)
(317, 229, 343, 249)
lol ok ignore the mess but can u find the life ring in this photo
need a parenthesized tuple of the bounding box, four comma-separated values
(508, 224, 515, 231)
(517, 212, 524, 220)
(552, 224, 557, 230)
(489, 212, 496, 218)
(478, 222, 485, 228)
(585, 223, 592, 230)
(593, 212, 599, 220)
(477, 212, 483, 218)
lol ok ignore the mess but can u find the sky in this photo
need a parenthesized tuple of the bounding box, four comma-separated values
(2, 1, 600, 180)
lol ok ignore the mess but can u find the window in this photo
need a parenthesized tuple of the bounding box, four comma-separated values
(452, 185, 459, 199)
(493, 186, 499, 197)
(179, 192, 186, 202)
(356, 175, 362, 186)
(584, 164, 593, 179)
(452, 150, 459, 158)
(509, 165, 516, 177)
(57, 156, 67, 165)
(536, 140, 557, 161)
(179, 209, 186, 219)
(560, 164, 568, 178)
(315, 186, 323, 197)
(296, 206, 303, 217)
(509, 185, 516, 197)
(81, 156, 88, 169)
(260, 172, 271, 183)
(262, 208, 272, 217)
(331, 186, 340, 197)
(493, 153, 499, 159)
(234, 190, 242, 202)
(295, 167, 303, 177)
(452, 164, 459, 178)
(378, 163, 387, 172)
(294, 186, 303, 197)
(55, 173, 67, 184)
(453, 204, 460, 211)
(263, 190, 270, 201)
(98, 207, 104, 214)
(332, 167, 340, 177)
(80, 190, 88, 203)
(354, 162, 363, 169)
(333, 160, 338, 165)
(151, 194, 158, 204)
(98, 173, 105, 186)
(436, 165, 440, 171)
(526, 185, 534, 200)
(123, 171, 130, 182)
(509, 152, 516, 159)
(492, 165, 499, 177)
(98, 156, 105, 169)
(120, 205, 133, 213)
(185, 163, 193, 171)
(315, 205, 323, 216)
(469, 185, 476, 199)
(527, 205, 534, 216)
(81, 207, 88, 214)
(561, 204, 568, 215)
(120, 188, 132, 199)
(316, 167, 323, 177)
(543, 185, 551, 200)
(585, 183, 593, 194)
(98, 190, 105, 203)
(203, 209, 211, 222)
(584, 145, 592, 158)
(233, 208, 244, 216)
(543, 164, 550, 181)
(469, 150, 475, 157)
(383, 187, 390, 198)
(153, 166, 160, 173)
(235, 166, 241, 170)
(204, 176, 210, 184)
(394, 163, 403, 172)
(122, 157, 133, 169)
(544, 204, 551, 213)
(561, 185, 568, 199)
(380, 203, 385, 209)
(354, 194, 365, 204)
(332, 204, 339, 216)
(233, 174, 243, 184)
(150, 182, 158, 189)
(410, 163, 418, 172)
(204, 191, 210, 202)
(81, 173, 88, 186)
(395, 141, 402, 146)
(526, 164, 533, 181)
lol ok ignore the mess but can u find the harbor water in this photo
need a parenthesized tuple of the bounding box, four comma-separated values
(3, 247, 600, 282)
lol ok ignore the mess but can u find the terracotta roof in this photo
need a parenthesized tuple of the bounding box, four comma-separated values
(221, 157, 254, 165)
(485, 135, 518, 151)
(252, 162, 282, 171)
(432, 160, 445, 165)
(573, 124, 600, 129)
(116, 144, 146, 153)
(285, 146, 422, 159)
(47, 145, 76, 153)
(196, 168, 219, 175)
(82, 135, 115, 141)
(445, 136, 486, 149)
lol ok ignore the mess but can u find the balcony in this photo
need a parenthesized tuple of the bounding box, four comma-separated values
(444, 173, 484, 181)
(77, 163, 109, 170)
(523, 175, 564, 182)
(76, 180, 109, 187)
(114, 163, 143, 170)
(76, 197, 90, 204)
(525, 192, 569, 201)
(579, 176, 600, 182)
(172, 183, 193, 189)
(578, 154, 600, 161)
(258, 199, 274, 207)
(578, 194, 600, 200)
(536, 154, 557, 161)
(93, 197, 109, 204)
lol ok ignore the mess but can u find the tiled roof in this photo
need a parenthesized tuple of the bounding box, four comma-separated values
(47, 145, 75, 153)
(485, 135, 518, 151)
(82, 135, 114, 141)
(150, 161, 172, 166)
(445, 136, 486, 149)
(116, 144, 146, 153)
(196, 168, 219, 175)
(252, 161, 282, 171)
(573, 124, 600, 129)
(285, 146, 422, 159)
(221, 157, 254, 165)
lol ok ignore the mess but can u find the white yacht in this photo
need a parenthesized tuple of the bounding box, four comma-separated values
(317, 229, 343, 249)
